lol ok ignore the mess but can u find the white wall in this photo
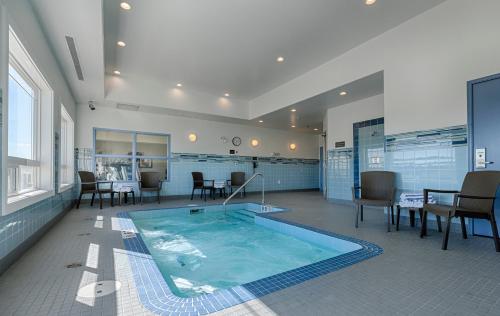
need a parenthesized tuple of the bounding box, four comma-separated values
(326, 94, 384, 150)
(76, 105, 319, 159)
(250, 0, 500, 135)
(106, 74, 249, 120)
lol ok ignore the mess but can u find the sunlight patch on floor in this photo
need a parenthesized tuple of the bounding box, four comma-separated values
(85, 243, 100, 269)
(76, 271, 98, 306)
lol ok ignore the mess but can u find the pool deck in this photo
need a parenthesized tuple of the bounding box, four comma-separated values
(1, 191, 500, 315)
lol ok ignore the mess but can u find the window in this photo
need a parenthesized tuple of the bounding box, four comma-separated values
(60, 105, 74, 190)
(94, 129, 170, 182)
(3, 27, 54, 214)
(7, 62, 39, 196)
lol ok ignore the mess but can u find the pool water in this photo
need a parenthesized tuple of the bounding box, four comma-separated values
(130, 208, 344, 298)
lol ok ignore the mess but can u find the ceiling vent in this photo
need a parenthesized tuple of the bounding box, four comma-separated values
(65, 36, 84, 81)
(117, 103, 140, 111)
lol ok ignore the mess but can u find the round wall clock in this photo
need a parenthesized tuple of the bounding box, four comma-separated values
(232, 136, 242, 146)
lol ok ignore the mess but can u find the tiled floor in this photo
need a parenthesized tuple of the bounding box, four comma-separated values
(1, 191, 500, 315)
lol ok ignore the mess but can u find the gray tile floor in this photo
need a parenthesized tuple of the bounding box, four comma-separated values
(1, 191, 500, 316)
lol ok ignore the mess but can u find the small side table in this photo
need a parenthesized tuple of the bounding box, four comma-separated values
(396, 204, 442, 232)
(213, 180, 227, 199)
(114, 187, 136, 206)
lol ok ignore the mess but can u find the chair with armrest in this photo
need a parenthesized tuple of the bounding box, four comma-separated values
(191, 172, 214, 201)
(353, 171, 397, 232)
(77, 171, 114, 209)
(422, 171, 500, 251)
(138, 171, 163, 204)
(227, 172, 246, 197)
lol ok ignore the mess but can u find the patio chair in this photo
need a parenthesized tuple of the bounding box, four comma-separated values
(353, 171, 397, 232)
(191, 172, 214, 201)
(138, 171, 163, 204)
(76, 171, 114, 209)
(421, 171, 500, 251)
(228, 172, 246, 197)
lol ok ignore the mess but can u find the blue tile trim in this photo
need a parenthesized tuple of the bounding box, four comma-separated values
(117, 206, 383, 315)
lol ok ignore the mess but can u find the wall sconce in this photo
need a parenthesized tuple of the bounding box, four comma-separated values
(188, 133, 197, 142)
(251, 139, 259, 147)
(289, 143, 297, 151)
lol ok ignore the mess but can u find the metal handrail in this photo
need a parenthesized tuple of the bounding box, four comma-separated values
(223, 173, 264, 208)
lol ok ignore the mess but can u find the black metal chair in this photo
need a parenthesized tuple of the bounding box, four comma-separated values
(422, 171, 500, 251)
(76, 171, 114, 209)
(228, 172, 246, 197)
(353, 171, 397, 232)
(138, 171, 163, 204)
(191, 172, 214, 201)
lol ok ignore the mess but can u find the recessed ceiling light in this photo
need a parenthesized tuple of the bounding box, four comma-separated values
(176, 83, 182, 87)
(291, 109, 297, 112)
(120, 2, 132, 10)
(224, 93, 230, 97)
(113, 70, 121, 75)
(276, 56, 285, 63)
(258, 120, 264, 123)
(339, 91, 348, 96)
(291, 125, 296, 128)
(365, 0, 377, 5)
(117, 41, 126, 47)
(314, 128, 319, 131)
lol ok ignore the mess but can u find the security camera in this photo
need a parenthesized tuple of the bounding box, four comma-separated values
(88, 101, 96, 111)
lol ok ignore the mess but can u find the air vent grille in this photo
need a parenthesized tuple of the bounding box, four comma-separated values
(117, 103, 140, 111)
(65, 36, 84, 81)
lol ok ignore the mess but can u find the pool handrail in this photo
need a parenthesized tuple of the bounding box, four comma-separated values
(223, 173, 264, 208)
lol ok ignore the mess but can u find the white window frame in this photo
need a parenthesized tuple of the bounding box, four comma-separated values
(59, 104, 74, 192)
(2, 27, 54, 215)
(7, 59, 41, 197)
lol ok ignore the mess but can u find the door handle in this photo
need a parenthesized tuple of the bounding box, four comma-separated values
(485, 161, 494, 165)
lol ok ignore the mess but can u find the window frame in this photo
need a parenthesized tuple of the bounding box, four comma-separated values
(2, 26, 54, 215)
(93, 128, 171, 183)
(59, 104, 74, 192)
(7, 58, 42, 197)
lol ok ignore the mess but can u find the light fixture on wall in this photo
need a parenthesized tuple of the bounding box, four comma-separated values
(117, 41, 126, 47)
(251, 139, 259, 147)
(289, 143, 297, 151)
(120, 2, 132, 10)
(276, 56, 285, 63)
(113, 70, 121, 75)
(365, 0, 377, 5)
(176, 83, 183, 87)
(339, 91, 348, 96)
(188, 133, 197, 142)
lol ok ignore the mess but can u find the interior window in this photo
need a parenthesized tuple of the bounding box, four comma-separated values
(94, 129, 170, 182)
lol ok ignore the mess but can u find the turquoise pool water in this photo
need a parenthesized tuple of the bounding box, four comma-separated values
(130, 207, 344, 298)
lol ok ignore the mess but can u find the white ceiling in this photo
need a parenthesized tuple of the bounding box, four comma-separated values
(105, 0, 445, 100)
(29, 0, 446, 130)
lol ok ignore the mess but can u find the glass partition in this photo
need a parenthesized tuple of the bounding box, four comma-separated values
(94, 129, 170, 182)
(95, 130, 133, 155)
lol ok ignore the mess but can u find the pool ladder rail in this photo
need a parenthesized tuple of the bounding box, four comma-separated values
(223, 173, 264, 212)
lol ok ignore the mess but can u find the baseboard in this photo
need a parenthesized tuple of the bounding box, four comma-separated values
(0, 201, 76, 276)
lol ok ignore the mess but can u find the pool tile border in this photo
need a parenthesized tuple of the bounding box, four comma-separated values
(117, 206, 383, 315)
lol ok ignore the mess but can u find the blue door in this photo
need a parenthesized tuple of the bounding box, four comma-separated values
(468, 73, 500, 236)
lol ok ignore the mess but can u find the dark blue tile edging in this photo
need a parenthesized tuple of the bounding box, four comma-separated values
(117, 210, 383, 316)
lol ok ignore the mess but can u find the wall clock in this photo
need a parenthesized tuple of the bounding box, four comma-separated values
(232, 136, 242, 146)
